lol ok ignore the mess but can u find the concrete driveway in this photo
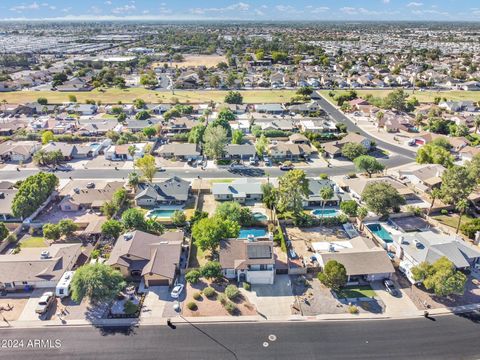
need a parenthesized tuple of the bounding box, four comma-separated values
(371, 280, 418, 317)
(242, 275, 294, 318)
(17, 288, 55, 322)
(141, 286, 171, 320)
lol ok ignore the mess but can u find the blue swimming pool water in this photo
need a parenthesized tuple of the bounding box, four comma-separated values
(146, 209, 179, 219)
(311, 209, 340, 217)
(239, 228, 268, 239)
(366, 223, 393, 243)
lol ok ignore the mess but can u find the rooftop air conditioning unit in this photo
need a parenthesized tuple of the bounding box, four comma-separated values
(124, 233, 133, 241)
(40, 250, 50, 259)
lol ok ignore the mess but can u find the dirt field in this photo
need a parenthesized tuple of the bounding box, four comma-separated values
(0, 298, 28, 321)
(0, 88, 296, 105)
(154, 55, 227, 68)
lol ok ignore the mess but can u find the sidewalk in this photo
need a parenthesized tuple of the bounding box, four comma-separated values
(2, 303, 479, 329)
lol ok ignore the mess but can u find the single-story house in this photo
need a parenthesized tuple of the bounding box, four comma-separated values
(59, 180, 125, 212)
(106, 230, 184, 287)
(104, 143, 148, 160)
(225, 144, 256, 160)
(0, 141, 41, 162)
(316, 236, 394, 282)
(395, 164, 446, 193)
(303, 179, 349, 207)
(254, 103, 285, 114)
(340, 176, 416, 201)
(157, 143, 202, 161)
(322, 133, 372, 158)
(135, 177, 190, 207)
(212, 179, 263, 203)
(0, 243, 82, 292)
(269, 143, 313, 161)
(393, 231, 480, 270)
(219, 238, 275, 284)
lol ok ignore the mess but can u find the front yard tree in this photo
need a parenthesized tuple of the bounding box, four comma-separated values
(224, 91, 243, 104)
(353, 155, 385, 178)
(318, 260, 347, 292)
(277, 169, 309, 215)
(135, 154, 156, 183)
(203, 125, 228, 159)
(201, 261, 223, 280)
(361, 182, 405, 216)
(101, 219, 123, 240)
(70, 263, 126, 303)
(341, 142, 367, 160)
(411, 257, 467, 297)
(255, 134, 268, 156)
(185, 269, 201, 284)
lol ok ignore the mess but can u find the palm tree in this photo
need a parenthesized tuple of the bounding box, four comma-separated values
(474, 115, 480, 134)
(1, 99, 6, 112)
(455, 199, 469, 235)
(128, 171, 140, 190)
(203, 108, 212, 124)
(427, 188, 442, 216)
(319, 186, 334, 222)
(127, 145, 136, 160)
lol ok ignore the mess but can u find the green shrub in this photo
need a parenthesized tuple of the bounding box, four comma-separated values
(347, 305, 359, 314)
(340, 200, 358, 217)
(319, 173, 329, 180)
(186, 301, 198, 311)
(440, 209, 449, 215)
(218, 294, 227, 305)
(225, 285, 240, 300)
(224, 301, 237, 314)
(124, 300, 139, 315)
(185, 269, 201, 284)
(242, 282, 251, 291)
(193, 292, 202, 300)
(203, 286, 216, 298)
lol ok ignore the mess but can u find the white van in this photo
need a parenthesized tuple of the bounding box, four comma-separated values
(398, 261, 421, 285)
(55, 271, 75, 298)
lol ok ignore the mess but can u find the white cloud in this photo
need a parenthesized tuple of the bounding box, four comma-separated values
(104, 1, 112, 5)
(189, 2, 250, 15)
(310, 6, 329, 14)
(10, 2, 41, 12)
(112, 4, 136, 14)
(383, 0, 390, 3)
(407, 2, 424, 7)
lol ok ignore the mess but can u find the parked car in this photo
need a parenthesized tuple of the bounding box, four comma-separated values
(383, 279, 398, 296)
(35, 291, 55, 314)
(55, 165, 73, 172)
(156, 166, 166, 172)
(230, 163, 244, 169)
(86, 182, 95, 189)
(280, 162, 294, 171)
(248, 156, 258, 166)
(170, 284, 184, 299)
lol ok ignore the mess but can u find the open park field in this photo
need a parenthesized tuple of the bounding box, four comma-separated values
(319, 89, 480, 103)
(153, 54, 227, 68)
(0, 88, 296, 105)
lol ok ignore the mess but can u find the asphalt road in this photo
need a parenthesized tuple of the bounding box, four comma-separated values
(0, 154, 411, 181)
(315, 93, 417, 160)
(0, 314, 479, 360)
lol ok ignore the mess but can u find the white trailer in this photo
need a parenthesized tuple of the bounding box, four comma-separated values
(55, 271, 75, 298)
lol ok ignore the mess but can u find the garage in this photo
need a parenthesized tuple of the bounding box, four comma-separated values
(146, 279, 169, 286)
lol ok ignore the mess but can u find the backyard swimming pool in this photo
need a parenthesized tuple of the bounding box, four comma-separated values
(366, 223, 393, 243)
(239, 228, 268, 239)
(146, 209, 181, 219)
(252, 212, 268, 221)
(311, 208, 340, 217)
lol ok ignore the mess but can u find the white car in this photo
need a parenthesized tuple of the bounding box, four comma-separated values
(170, 284, 184, 299)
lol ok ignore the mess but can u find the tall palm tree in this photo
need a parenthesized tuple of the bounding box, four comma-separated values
(455, 199, 469, 235)
(474, 115, 480, 134)
(427, 188, 442, 216)
(320, 186, 334, 222)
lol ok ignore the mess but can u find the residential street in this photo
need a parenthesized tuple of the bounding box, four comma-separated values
(0, 314, 479, 359)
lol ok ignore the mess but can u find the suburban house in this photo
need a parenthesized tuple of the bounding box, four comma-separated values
(59, 180, 125, 212)
(394, 164, 446, 193)
(219, 237, 275, 284)
(303, 179, 350, 207)
(225, 144, 256, 161)
(254, 103, 285, 114)
(135, 177, 190, 207)
(0, 141, 41, 162)
(298, 119, 336, 133)
(322, 133, 372, 158)
(65, 104, 98, 116)
(104, 143, 148, 160)
(0, 243, 82, 292)
(157, 143, 202, 161)
(106, 230, 184, 287)
(315, 236, 394, 283)
(393, 231, 480, 270)
(269, 143, 314, 161)
(163, 118, 196, 136)
(340, 176, 416, 201)
(212, 179, 263, 203)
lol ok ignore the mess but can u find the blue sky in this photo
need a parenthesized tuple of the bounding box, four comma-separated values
(0, 1, 478, 21)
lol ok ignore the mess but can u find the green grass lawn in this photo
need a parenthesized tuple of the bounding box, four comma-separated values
(336, 285, 377, 299)
(0, 88, 297, 105)
(432, 214, 474, 230)
(209, 179, 234, 184)
(319, 89, 480, 104)
(20, 237, 47, 248)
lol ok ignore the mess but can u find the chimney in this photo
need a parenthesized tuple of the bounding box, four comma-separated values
(474, 231, 480, 245)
